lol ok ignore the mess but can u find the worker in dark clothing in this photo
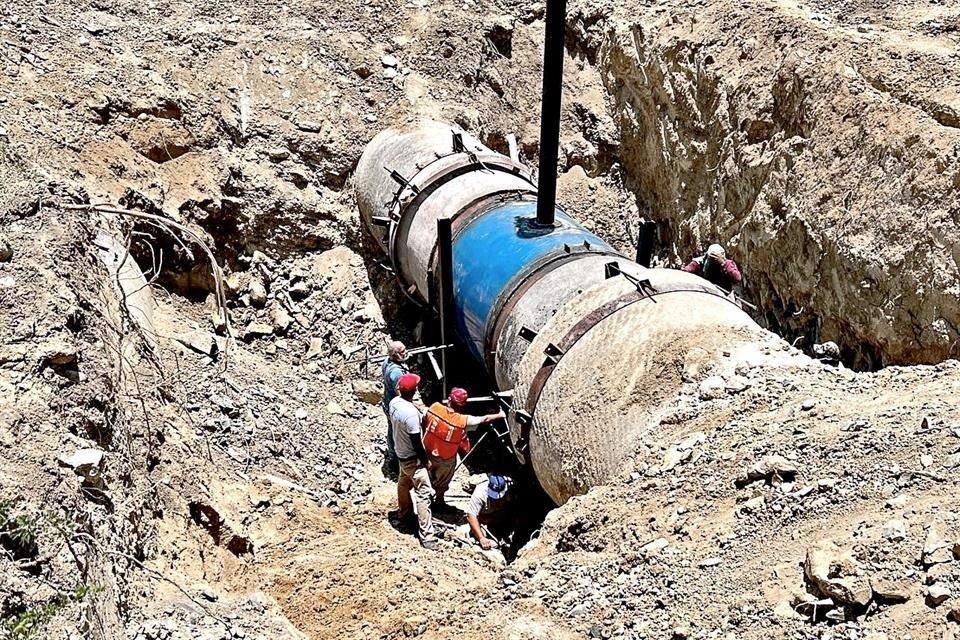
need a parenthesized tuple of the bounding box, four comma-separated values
(682, 243, 742, 291)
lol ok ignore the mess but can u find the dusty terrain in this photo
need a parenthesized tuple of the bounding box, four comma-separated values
(1, 0, 959, 638)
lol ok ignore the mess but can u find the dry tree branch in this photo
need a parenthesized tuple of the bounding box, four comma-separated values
(63, 202, 232, 341)
(71, 532, 229, 629)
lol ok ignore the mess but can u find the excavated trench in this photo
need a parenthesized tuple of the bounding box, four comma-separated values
(61, 11, 960, 624)
(566, 12, 960, 371)
(111, 21, 960, 542)
(116, 4, 960, 377)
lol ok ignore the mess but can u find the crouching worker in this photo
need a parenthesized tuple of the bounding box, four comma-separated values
(422, 388, 505, 512)
(390, 373, 437, 550)
(466, 474, 513, 550)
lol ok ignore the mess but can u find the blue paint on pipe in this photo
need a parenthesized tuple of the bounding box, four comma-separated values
(451, 200, 612, 363)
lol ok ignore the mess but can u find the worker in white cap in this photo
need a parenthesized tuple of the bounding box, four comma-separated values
(681, 243, 742, 290)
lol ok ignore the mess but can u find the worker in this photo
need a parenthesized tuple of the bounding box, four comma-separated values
(389, 372, 437, 550)
(681, 243, 742, 290)
(422, 388, 505, 512)
(466, 474, 513, 550)
(381, 340, 408, 473)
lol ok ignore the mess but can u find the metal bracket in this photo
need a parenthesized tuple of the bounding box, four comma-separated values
(604, 261, 656, 300)
(513, 409, 533, 459)
(371, 215, 391, 226)
(452, 131, 466, 154)
(543, 343, 564, 366)
(451, 130, 489, 171)
(387, 168, 420, 194)
(518, 326, 537, 342)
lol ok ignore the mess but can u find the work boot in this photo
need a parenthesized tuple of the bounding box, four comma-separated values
(421, 538, 438, 551)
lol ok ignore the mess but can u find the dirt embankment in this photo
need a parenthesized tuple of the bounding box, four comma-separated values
(588, 0, 960, 369)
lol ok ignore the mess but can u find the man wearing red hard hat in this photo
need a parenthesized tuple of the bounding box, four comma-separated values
(389, 372, 437, 549)
(422, 387, 504, 512)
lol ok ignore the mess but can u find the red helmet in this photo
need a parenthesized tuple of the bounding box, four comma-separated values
(448, 387, 468, 408)
(397, 373, 420, 396)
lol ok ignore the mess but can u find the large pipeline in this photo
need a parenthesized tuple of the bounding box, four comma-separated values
(355, 121, 784, 504)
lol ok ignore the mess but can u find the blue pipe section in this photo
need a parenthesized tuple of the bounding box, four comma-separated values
(451, 200, 612, 363)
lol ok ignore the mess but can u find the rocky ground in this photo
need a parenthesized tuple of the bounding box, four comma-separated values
(1, 0, 959, 638)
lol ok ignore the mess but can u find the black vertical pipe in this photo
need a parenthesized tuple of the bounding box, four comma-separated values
(535, 0, 568, 227)
(436, 218, 455, 397)
(636, 219, 657, 267)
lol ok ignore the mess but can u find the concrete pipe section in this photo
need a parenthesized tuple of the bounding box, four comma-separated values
(356, 121, 781, 504)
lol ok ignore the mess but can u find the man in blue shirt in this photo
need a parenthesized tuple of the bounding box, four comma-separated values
(381, 340, 408, 472)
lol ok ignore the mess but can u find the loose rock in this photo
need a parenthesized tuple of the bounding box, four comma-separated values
(736, 455, 798, 486)
(926, 582, 952, 607)
(175, 330, 219, 358)
(923, 526, 953, 566)
(402, 615, 426, 637)
(804, 541, 872, 607)
(289, 280, 311, 300)
(243, 322, 274, 340)
(304, 337, 324, 361)
(249, 278, 268, 308)
(882, 519, 907, 542)
(58, 448, 104, 472)
(641, 537, 669, 556)
(698, 375, 726, 400)
(870, 577, 911, 603)
(41, 341, 78, 366)
(271, 305, 292, 334)
(351, 380, 382, 405)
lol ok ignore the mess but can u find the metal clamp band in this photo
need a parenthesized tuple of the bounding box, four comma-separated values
(484, 247, 622, 374)
(522, 283, 739, 417)
(385, 151, 533, 296)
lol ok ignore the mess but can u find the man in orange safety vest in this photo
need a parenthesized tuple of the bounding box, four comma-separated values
(422, 387, 504, 511)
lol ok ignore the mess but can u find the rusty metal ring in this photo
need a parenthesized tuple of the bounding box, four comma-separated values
(522, 285, 740, 417)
